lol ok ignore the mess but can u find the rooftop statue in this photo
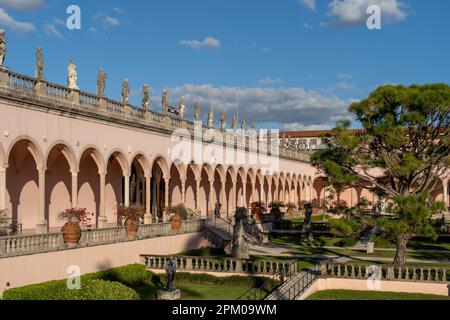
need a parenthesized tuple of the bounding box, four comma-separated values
(36, 47, 44, 80)
(122, 78, 130, 104)
(250, 120, 255, 130)
(179, 96, 185, 119)
(231, 114, 237, 130)
(0, 29, 5, 66)
(142, 84, 151, 110)
(207, 106, 213, 128)
(241, 119, 247, 131)
(220, 110, 226, 131)
(162, 89, 169, 114)
(67, 59, 79, 90)
(194, 103, 201, 122)
(97, 69, 106, 98)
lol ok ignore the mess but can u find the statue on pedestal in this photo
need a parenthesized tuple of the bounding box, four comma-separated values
(67, 59, 79, 90)
(0, 29, 6, 66)
(179, 96, 185, 119)
(165, 257, 177, 291)
(250, 120, 255, 130)
(207, 106, 213, 128)
(162, 89, 169, 114)
(194, 103, 201, 122)
(97, 69, 106, 98)
(122, 78, 130, 104)
(231, 207, 250, 259)
(231, 115, 237, 131)
(241, 119, 247, 132)
(36, 47, 44, 80)
(142, 84, 150, 110)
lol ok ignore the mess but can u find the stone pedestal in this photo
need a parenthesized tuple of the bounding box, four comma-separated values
(34, 81, 47, 96)
(0, 66, 8, 88)
(366, 242, 375, 254)
(157, 289, 181, 300)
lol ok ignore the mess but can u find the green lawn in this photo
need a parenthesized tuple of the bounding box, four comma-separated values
(136, 283, 249, 300)
(306, 290, 450, 300)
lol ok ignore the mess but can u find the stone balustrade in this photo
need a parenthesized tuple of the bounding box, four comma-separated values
(320, 263, 449, 283)
(0, 219, 204, 259)
(0, 69, 312, 163)
(140, 255, 298, 276)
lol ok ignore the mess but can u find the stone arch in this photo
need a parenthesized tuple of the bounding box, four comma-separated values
(150, 155, 170, 221)
(130, 152, 151, 177)
(78, 145, 106, 175)
(6, 138, 46, 232)
(45, 142, 77, 231)
(150, 155, 170, 179)
(169, 163, 183, 206)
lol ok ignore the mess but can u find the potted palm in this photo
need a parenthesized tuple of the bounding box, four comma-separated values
(164, 204, 189, 231)
(58, 208, 94, 246)
(117, 204, 145, 240)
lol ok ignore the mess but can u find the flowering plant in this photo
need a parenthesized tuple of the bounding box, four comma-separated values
(58, 208, 93, 226)
(116, 204, 145, 221)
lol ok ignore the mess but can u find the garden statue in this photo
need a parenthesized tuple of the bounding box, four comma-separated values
(142, 84, 150, 110)
(241, 119, 247, 131)
(36, 47, 44, 79)
(165, 257, 177, 291)
(231, 207, 250, 259)
(162, 89, 169, 113)
(122, 78, 130, 104)
(302, 202, 313, 241)
(0, 29, 6, 66)
(97, 69, 106, 98)
(250, 120, 255, 130)
(214, 202, 221, 219)
(194, 103, 201, 122)
(179, 96, 185, 119)
(231, 115, 237, 130)
(67, 59, 78, 90)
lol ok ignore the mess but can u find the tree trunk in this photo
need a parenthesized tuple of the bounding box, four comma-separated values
(393, 233, 412, 265)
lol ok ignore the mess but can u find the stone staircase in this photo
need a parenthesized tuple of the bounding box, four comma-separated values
(202, 218, 233, 249)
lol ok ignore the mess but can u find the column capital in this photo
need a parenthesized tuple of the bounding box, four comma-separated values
(98, 170, 107, 177)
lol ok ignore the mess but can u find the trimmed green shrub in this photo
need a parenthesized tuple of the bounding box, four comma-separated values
(103, 264, 151, 287)
(3, 279, 139, 300)
(335, 236, 359, 247)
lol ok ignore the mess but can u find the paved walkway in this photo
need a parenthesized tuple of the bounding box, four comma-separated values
(250, 243, 450, 264)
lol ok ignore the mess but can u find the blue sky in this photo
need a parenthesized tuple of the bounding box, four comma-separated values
(0, 0, 449, 130)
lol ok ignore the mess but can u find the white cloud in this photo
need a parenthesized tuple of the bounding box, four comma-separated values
(327, 0, 408, 25)
(258, 77, 283, 85)
(0, 8, 36, 32)
(338, 73, 353, 80)
(158, 84, 352, 129)
(261, 47, 272, 53)
(89, 27, 97, 33)
(179, 37, 221, 49)
(304, 23, 313, 29)
(113, 7, 126, 15)
(0, 0, 43, 10)
(52, 17, 65, 26)
(94, 13, 121, 27)
(336, 82, 356, 90)
(300, 0, 316, 11)
(43, 22, 62, 39)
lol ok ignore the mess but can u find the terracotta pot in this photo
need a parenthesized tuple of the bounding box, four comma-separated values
(171, 214, 182, 231)
(61, 222, 82, 245)
(124, 218, 139, 240)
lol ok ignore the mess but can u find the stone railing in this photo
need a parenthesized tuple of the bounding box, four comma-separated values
(140, 255, 298, 276)
(321, 263, 449, 283)
(0, 219, 204, 259)
(0, 68, 312, 163)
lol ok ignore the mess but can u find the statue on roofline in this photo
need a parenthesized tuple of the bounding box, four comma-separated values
(36, 47, 44, 79)
(0, 29, 6, 66)
(142, 84, 151, 110)
(97, 69, 106, 98)
(67, 59, 78, 90)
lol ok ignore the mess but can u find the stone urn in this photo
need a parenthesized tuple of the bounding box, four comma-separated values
(171, 214, 182, 231)
(124, 218, 139, 240)
(61, 222, 82, 246)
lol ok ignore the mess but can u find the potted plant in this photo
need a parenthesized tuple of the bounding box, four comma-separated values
(286, 202, 297, 217)
(164, 204, 189, 231)
(269, 201, 285, 220)
(251, 201, 266, 222)
(0, 209, 9, 236)
(117, 204, 145, 240)
(58, 208, 93, 246)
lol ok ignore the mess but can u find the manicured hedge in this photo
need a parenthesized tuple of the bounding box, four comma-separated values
(3, 264, 149, 300)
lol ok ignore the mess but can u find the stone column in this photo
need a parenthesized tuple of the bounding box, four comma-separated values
(164, 178, 170, 209)
(98, 172, 107, 228)
(242, 182, 247, 208)
(268, 182, 272, 205)
(281, 184, 285, 203)
(181, 178, 186, 204)
(232, 181, 237, 214)
(71, 171, 78, 208)
(195, 179, 201, 212)
(144, 175, 152, 224)
(124, 174, 130, 207)
(209, 180, 215, 217)
(443, 178, 449, 210)
(220, 180, 226, 215)
(0, 165, 7, 212)
(251, 182, 256, 204)
(260, 182, 265, 204)
(294, 184, 298, 205)
(274, 183, 279, 202)
(36, 167, 48, 234)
